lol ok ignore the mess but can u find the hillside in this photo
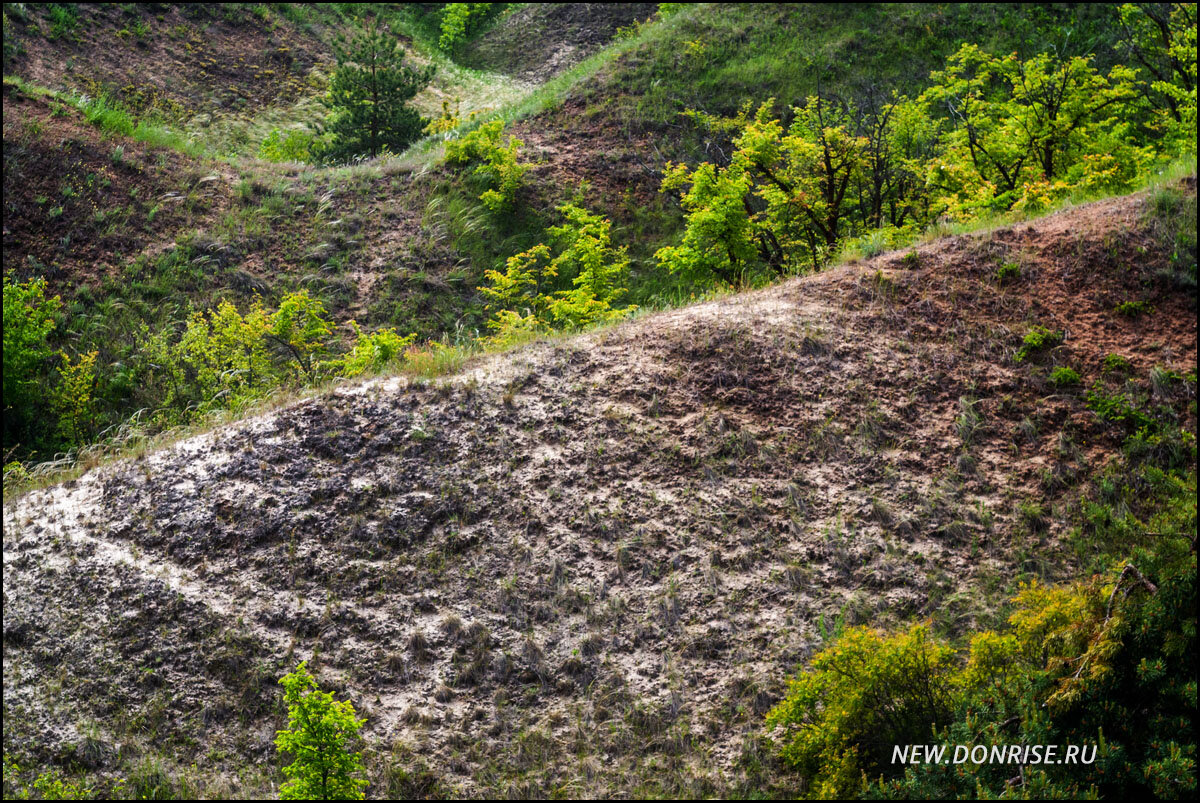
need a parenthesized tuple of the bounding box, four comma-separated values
(3, 3, 1198, 800)
(5, 186, 1195, 797)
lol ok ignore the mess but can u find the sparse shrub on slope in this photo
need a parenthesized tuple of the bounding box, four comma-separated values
(480, 203, 634, 343)
(258, 127, 315, 163)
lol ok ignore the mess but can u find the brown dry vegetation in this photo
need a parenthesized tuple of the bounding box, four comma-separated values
(4, 187, 1194, 797)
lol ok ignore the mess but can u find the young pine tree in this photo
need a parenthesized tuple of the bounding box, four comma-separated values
(275, 662, 368, 801)
(324, 22, 434, 161)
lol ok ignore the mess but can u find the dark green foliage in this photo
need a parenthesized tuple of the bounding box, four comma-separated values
(772, 427, 1197, 799)
(323, 22, 434, 161)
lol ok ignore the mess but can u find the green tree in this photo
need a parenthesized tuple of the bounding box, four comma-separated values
(275, 662, 368, 801)
(52, 350, 99, 446)
(922, 45, 1145, 215)
(439, 3, 496, 52)
(1116, 3, 1198, 136)
(479, 204, 634, 341)
(2, 273, 62, 451)
(324, 22, 433, 161)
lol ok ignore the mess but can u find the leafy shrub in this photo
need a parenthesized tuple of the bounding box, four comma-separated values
(438, 3, 496, 52)
(1086, 384, 1156, 432)
(869, 545, 1196, 799)
(52, 350, 99, 445)
(142, 291, 333, 419)
(2, 273, 61, 449)
(276, 662, 368, 801)
(480, 204, 634, 342)
(444, 120, 528, 212)
(259, 128, 314, 163)
(268, 291, 334, 381)
(1102, 352, 1133, 374)
(765, 624, 959, 798)
(1115, 299, 1154, 317)
(339, 322, 416, 377)
(773, 542, 1196, 799)
(46, 4, 81, 42)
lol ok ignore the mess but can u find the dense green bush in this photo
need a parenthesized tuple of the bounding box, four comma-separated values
(258, 127, 315, 163)
(2, 273, 61, 453)
(438, 3, 499, 53)
(479, 203, 634, 343)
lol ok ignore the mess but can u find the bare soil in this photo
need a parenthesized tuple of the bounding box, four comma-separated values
(6, 4, 328, 118)
(2, 83, 231, 289)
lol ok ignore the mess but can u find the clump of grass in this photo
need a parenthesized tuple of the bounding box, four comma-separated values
(995, 261, 1021, 283)
(1114, 300, 1154, 318)
(1049, 366, 1081, 387)
(1015, 325, 1063, 362)
(1102, 353, 1132, 374)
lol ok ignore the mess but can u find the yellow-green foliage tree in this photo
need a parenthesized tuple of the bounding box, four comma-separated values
(275, 662, 368, 801)
(52, 350, 99, 445)
(662, 37, 1184, 285)
(2, 273, 61, 451)
(142, 291, 335, 418)
(922, 45, 1146, 216)
(444, 120, 529, 212)
(1116, 3, 1198, 154)
(765, 625, 959, 798)
(660, 96, 872, 280)
(480, 204, 634, 343)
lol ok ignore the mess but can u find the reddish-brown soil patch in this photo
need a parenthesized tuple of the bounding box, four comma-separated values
(2, 82, 230, 289)
(5, 4, 329, 118)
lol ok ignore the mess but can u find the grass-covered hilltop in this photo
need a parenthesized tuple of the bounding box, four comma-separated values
(2, 3, 1196, 800)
